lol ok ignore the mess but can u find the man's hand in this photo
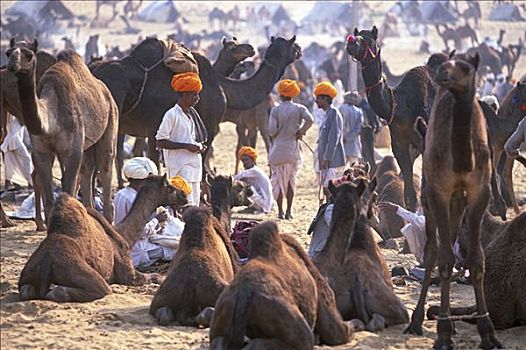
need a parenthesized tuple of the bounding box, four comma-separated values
(321, 160, 329, 169)
(378, 201, 399, 214)
(186, 144, 201, 153)
(155, 210, 169, 223)
(198, 143, 208, 154)
(296, 130, 304, 140)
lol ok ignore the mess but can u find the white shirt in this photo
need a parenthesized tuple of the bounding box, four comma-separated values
(1, 115, 26, 152)
(155, 104, 202, 182)
(113, 187, 138, 225)
(235, 166, 273, 213)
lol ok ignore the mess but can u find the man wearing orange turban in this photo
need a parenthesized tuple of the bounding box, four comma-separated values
(269, 79, 314, 219)
(314, 81, 346, 202)
(235, 146, 273, 215)
(156, 71, 208, 206)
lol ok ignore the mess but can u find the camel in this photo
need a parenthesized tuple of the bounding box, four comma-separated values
(435, 24, 462, 52)
(405, 52, 502, 350)
(212, 36, 255, 77)
(427, 211, 526, 330)
(466, 43, 503, 76)
(210, 221, 353, 349)
(0, 202, 15, 228)
(84, 34, 99, 64)
(149, 207, 240, 326)
(382, 60, 404, 86)
(123, 0, 143, 20)
(499, 42, 522, 77)
(210, 174, 252, 234)
(313, 179, 409, 329)
(18, 175, 187, 302)
(61, 36, 75, 51)
(346, 26, 437, 211)
(95, 0, 118, 20)
(455, 24, 479, 47)
(208, 7, 227, 30)
(6, 39, 118, 225)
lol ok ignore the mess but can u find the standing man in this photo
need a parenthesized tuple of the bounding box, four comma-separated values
(268, 79, 314, 219)
(340, 91, 364, 167)
(156, 72, 208, 206)
(314, 81, 346, 202)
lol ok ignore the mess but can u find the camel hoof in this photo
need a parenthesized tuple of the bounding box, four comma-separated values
(155, 306, 174, 326)
(196, 307, 214, 328)
(479, 335, 503, 350)
(366, 313, 385, 332)
(404, 322, 424, 336)
(427, 305, 440, 320)
(433, 338, 455, 350)
(19, 285, 36, 301)
(349, 318, 366, 332)
(46, 286, 70, 302)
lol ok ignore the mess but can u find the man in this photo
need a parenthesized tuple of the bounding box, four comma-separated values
(314, 81, 346, 202)
(156, 72, 208, 206)
(340, 91, 364, 167)
(504, 117, 526, 160)
(235, 146, 273, 215)
(1, 114, 33, 189)
(268, 79, 314, 219)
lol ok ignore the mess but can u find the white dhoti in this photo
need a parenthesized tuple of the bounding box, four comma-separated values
(2, 146, 33, 186)
(188, 181, 200, 206)
(318, 167, 345, 188)
(271, 161, 300, 199)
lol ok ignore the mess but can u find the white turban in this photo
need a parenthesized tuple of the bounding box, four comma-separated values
(122, 157, 158, 180)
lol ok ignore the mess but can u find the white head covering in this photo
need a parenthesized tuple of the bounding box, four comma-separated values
(122, 157, 158, 180)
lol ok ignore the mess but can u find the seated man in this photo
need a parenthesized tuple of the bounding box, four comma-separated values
(235, 146, 273, 215)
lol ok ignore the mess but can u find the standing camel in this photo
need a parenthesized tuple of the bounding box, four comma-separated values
(405, 52, 502, 350)
(6, 39, 118, 224)
(346, 26, 435, 211)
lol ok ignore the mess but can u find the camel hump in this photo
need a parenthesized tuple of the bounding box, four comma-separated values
(56, 49, 84, 66)
(47, 193, 88, 235)
(181, 206, 212, 225)
(248, 221, 282, 259)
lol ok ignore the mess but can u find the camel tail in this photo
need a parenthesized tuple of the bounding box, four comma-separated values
(451, 101, 474, 173)
(226, 288, 252, 349)
(38, 257, 53, 298)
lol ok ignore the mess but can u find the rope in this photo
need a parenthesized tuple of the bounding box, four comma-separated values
(122, 55, 168, 116)
(436, 312, 489, 322)
(300, 138, 315, 154)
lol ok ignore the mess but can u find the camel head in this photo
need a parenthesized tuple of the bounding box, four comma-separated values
(346, 26, 379, 64)
(220, 36, 255, 64)
(6, 38, 38, 75)
(426, 52, 449, 82)
(328, 178, 367, 226)
(265, 36, 301, 68)
(231, 61, 256, 78)
(145, 174, 188, 208)
(436, 51, 480, 94)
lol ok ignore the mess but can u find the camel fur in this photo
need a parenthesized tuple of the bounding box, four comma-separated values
(210, 222, 353, 349)
(18, 175, 187, 302)
(149, 207, 240, 326)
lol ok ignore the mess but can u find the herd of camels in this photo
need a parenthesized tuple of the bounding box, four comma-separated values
(1, 23, 525, 349)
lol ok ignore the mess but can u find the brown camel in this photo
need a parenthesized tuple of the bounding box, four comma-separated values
(435, 24, 462, 52)
(466, 43, 503, 76)
(149, 207, 240, 326)
(346, 26, 437, 211)
(427, 211, 526, 330)
(212, 36, 255, 77)
(499, 42, 522, 79)
(6, 39, 118, 224)
(210, 174, 252, 234)
(455, 24, 479, 47)
(210, 222, 353, 349)
(405, 52, 502, 350)
(313, 179, 409, 329)
(18, 175, 187, 302)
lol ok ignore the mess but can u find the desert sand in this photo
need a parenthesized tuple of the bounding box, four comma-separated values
(1, 1, 525, 349)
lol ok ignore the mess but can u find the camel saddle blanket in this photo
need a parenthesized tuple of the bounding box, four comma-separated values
(231, 220, 259, 259)
(160, 39, 199, 74)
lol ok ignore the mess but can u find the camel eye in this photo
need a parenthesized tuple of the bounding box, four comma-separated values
(24, 51, 34, 59)
(5, 49, 13, 57)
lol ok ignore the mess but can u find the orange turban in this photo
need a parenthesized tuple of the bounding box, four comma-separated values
(170, 175, 192, 195)
(277, 79, 300, 97)
(314, 81, 337, 99)
(238, 146, 258, 161)
(171, 72, 202, 93)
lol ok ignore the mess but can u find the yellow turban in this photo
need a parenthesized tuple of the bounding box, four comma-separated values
(171, 72, 202, 93)
(170, 175, 192, 195)
(314, 81, 337, 99)
(238, 146, 258, 161)
(277, 79, 300, 97)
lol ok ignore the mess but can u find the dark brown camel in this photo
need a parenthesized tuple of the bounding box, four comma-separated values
(405, 52, 502, 350)
(212, 36, 255, 76)
(210, 174, 252, 234)
(427, 211, 526, 330)
(7, 39, 118, 224)
(18, 175, 187, 302)
(210, 222, 353, 349)
(313, 179, 409, 329)
(346, 26, 437, 211)
(499, 42, 522, 78)
(149, 207, 240, 326)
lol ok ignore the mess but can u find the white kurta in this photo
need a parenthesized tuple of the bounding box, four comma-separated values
(1, 115, 33, 186)
(396, 207, 426, 264)
(235, 166, 273, 213)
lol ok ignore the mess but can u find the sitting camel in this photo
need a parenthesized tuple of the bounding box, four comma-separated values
(6, 39, 118, 224)
(313, 179, 409, 330)
(18, 175, 187, 302)
(210, 221, 352, 349)
(149, 207, 240, 326)
(427, 211, 526, 329)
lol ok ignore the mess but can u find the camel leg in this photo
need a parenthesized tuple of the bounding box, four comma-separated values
(79, 147, 96, 210)
(502, 157, 519, 214)
(131, 137, 147, 157)
(392, 141, 417, 211)
(116, 133, 126, 188)
(463, 186, 502, 350)
(96, 112, 117, 222)
(31, 170, 46, 231)
(405, 186, 439, 335)
(147, 135, 160, 170)
(59, 147, 83, 196)
(32, 151, 55, 223)
(0, 202, 15, 228)
(112, 253, 162, 286)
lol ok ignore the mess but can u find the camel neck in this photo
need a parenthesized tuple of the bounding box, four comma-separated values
(212, 53, 236, 77)
(16, 69, 44, 135)
(361, 52, 394, 120)
(116, 186, 162, 247)
(451, 88, 475, 172)
(211, 186, 232, 233)
(220, 59, 285, 110)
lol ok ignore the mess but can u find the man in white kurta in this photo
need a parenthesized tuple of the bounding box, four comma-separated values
(235, 147, 273, 214)
(1, 114, 33, 188)
(155, 72, 207, 206)
(268, 79, 314, 219)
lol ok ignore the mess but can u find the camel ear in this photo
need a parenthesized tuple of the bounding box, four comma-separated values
(469, 52, 480, 70)
(10, 37, 16, 48)
(162, 173, 168, 183)
(448, 50, 456, 59)
(372, 26, 378, 40)
(289, 35, 296, 44)
(364, 163, 371, 176)
(271, 36, 275, 43)
(221, 36, 227, 47)
(354, 27, 359, 36)
(31, 39, 38, 52)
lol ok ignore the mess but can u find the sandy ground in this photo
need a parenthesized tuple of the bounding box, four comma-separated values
(1, 1, 526, 349)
